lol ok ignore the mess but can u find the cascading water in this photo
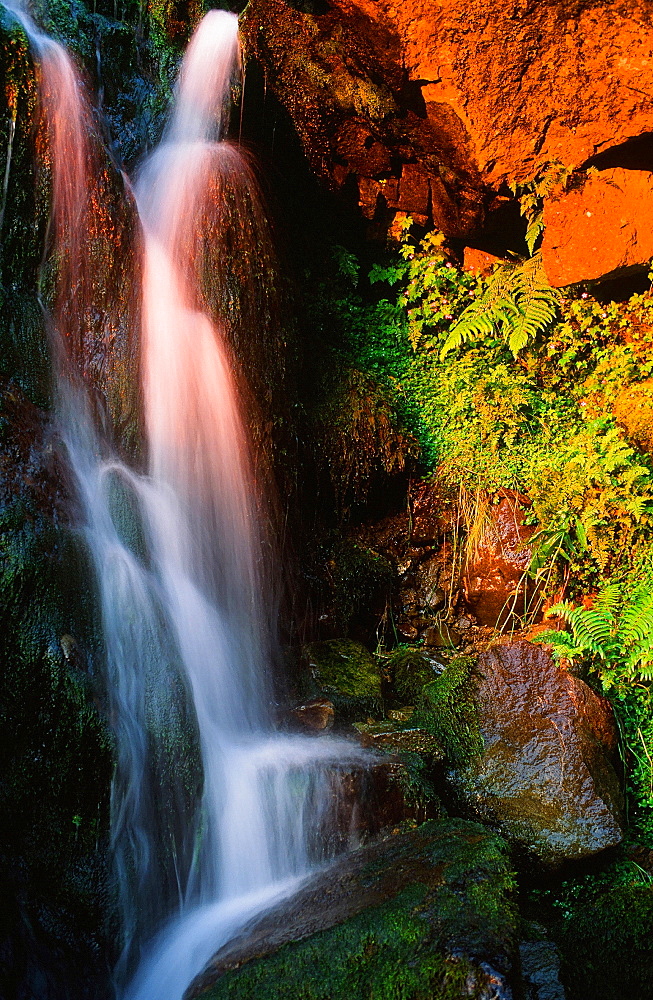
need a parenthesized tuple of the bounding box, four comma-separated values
(5, 5, 369, 998)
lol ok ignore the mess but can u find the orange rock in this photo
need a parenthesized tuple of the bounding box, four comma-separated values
(541, 168, 653, 286)
(462, 489, 536, 628)
(332, 0, 653, 186)
(463, 247, 504, 276)
(242, 0, 653, 269)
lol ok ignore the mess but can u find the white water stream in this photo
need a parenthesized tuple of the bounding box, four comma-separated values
(4, 6, 368, 998)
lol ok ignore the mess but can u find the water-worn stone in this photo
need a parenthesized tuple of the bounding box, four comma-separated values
(542, 168, 653, 287)
(462, 490, 535, 628)
(457, 640, 624, 863)
(519, 932, 566, 1000)
(353, 720, 444, 757)
(290, 697, 335, 732)
(189, 819, 518, 1000)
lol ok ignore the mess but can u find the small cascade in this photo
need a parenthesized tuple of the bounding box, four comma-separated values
(4, 5, 370, 1000)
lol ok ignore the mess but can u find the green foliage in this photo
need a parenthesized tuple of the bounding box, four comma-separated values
(558, 883, 653, 1000)
(442, 254, 560, 358)
(534, 583, 653, 685)
(370, 230, 478, 353)
(413, 656, 483, 768)
(509, 161, 572, 254)
(535, 582, 653, 843)
(526, 852, 653, 1000)
(526, 419, 653, 578)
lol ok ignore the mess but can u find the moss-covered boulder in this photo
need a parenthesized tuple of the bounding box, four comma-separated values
(412, 655, 483, 769)
(190, 819, 518, 1000)
(386, 647, 440, 704)
(434, 642, 624, 863)
(302, 639, 382, 719)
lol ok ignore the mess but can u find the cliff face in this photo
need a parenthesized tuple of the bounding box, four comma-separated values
(242, 0, 653, 284)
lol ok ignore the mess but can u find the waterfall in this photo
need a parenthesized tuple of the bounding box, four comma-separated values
(4, 6, 369, 1000)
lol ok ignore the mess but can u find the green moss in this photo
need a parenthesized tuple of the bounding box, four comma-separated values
(198, 819, 517, 1000)
(303, 638, 382, 717)
(387, 648, 438, 703)
(413, 656, 482, 768)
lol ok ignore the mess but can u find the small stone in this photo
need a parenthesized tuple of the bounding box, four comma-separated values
(387, 706, 415, 722)
(290, 698, 335, 732)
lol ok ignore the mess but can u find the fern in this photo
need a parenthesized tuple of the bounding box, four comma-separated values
(535, 583, 653, 683)
(441, 254, 560, 359)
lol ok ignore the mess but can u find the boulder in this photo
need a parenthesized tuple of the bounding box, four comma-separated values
(241, 0, 653, 268)
(542, 168, 653, 287)
(386, 647, 442, 703)
(302, 639, 382, 718)
(462, 490, 536, 629)
(189, 819, 518, 1000)
(456, 641, 624, 863)
(519, 927, 566, 1000)
(289, 698, 335, 732)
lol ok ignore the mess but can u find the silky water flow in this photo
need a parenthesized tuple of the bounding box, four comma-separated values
(4, 7, 369, 999)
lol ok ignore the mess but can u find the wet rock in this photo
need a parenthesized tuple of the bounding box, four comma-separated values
(189, 819, 518, 1000)
(519, 934, 566, 1000)
(290, 697, 335, 732)
(456, 640, 624, 863)
(542, 168, 653, 287)
(353, 720, 443, 757)
(0, 383, 113, 1000)
(302, 639, 382, 719)
(409, 477, 459, 546)
(462, 490, 536, 629)
(386, 647, 442, 702)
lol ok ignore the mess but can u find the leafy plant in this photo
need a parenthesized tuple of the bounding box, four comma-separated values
(442, 254, 560, 358)
(370, 229, 478, 352)
(534, 584, 653, 685)
(509, 161, 573, 254)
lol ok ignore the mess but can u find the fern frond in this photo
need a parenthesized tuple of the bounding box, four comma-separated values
(547, 601, 615, 657)
(441, 254, 559, 358)
(592, 585, 622, 616)
(619, 588, 653, 648)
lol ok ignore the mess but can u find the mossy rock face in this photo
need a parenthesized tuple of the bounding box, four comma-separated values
(0, 384, 113, 998)
(191, 819, 518, 1000)
(558, 884, 653, 1000)
(386, 647, 440, 703)
(412, 655, 483, 769)
(303, 639, 382, 718)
